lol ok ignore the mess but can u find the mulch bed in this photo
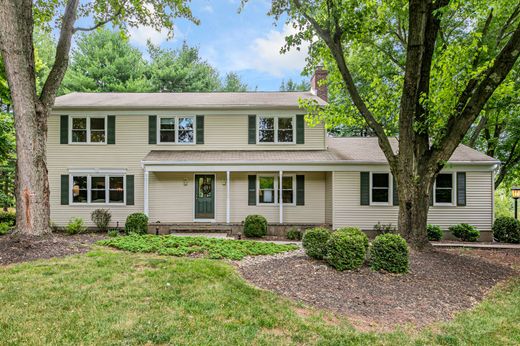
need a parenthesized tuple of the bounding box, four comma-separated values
(236, 248, 519, 331)
(0, 233, 105, 266)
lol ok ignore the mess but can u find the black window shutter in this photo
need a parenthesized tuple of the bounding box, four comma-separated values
(457, 172, 466, 206)
(296, 175, 305, 205)
(248, 175, 256, 205)
(61, 175, 69, 205)
(248, 115, 256, 144)
(149, 115, 157, 144)
(107, 115, 116, 144)
(196, 115, 204, 144)
(360, 172, 369, 205)
(126, 175, 135, 205)
(392, 176, 399, 206)
(60, 115, 68, 144)
(296, 114, 305, 144)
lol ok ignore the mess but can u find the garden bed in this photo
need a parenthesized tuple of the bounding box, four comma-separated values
(0, 233, 105, 265)
(237, 248, 519, 331)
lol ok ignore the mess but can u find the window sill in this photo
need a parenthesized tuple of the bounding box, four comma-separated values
(156, 142, 196, 146)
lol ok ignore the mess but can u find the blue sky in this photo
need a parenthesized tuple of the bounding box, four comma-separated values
(124, 0, 310, 91)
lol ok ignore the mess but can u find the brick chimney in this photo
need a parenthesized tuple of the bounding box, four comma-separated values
(310, 66, 328, 101)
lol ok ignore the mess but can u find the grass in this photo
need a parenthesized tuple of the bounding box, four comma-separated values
(98, 234, 299, 260)
(0, 248, 519, 345)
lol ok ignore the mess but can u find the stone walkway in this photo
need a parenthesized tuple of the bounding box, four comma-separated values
(433, 242, 520, 249)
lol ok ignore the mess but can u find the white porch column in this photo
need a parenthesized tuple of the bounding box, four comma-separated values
(226, 171, 231, 224)
(279, 170, 283, 224)
(144, 170, 149, 216)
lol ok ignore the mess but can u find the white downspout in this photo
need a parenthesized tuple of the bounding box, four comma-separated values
(226, 171, 231, 224)
(144, 169, 149, 216)
(279, 170, 283, 224)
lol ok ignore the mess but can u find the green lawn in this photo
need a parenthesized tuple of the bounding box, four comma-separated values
(0, 248, 519, 345)
(98, 234, 299, 260)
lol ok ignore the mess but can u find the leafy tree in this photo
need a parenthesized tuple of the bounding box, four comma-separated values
(62, 29, 151, 93)
(147, 42, 220, 92)
(221, 72, 248, 92)
(279, 78, 309, 91)
(0, 0, 196, 236)
(263, 0, 520, 249)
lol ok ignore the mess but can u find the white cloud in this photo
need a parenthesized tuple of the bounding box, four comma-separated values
(227, 23, 309, 77)
(201, 4, 214, 13)
(128, 25, 183, 47)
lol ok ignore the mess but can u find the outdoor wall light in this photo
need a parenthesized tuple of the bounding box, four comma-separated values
(183, 178, 188, 186)
(512, 187, 520, 220)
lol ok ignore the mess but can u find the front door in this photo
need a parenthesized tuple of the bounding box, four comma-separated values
(195, 174, 215, 219)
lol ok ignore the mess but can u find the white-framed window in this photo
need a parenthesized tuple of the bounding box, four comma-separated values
(158, 116, 195, 144)
(257, 175, 295, 205)
(434, 173, 454, 205)
(258, 116, 295, 144)
(70, 116, 106, 144)
(370, 172, 391, 205)
(71, 174, 125, 205)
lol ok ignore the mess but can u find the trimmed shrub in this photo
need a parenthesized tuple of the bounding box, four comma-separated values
(0, 211, 16, 226)
(493, 217, 520, 243)
(427, 224, 443, 241)
(302, 227, 331, 260)
(286, 228, 302, 241)
(91, 209, 112, 231)
(0, 222, 12, 235)
(125, 213, 149, 235)
(325, 232, 367, 271)
(243, 215, 268, 238)
(449, 223, 480, 242)
(370, 233, 409, 273)
(336, 227, 369, 250)
(66, 217, 86, 235)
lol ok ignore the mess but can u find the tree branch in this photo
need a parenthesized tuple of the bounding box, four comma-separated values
(467, 115, 488, 148)
(73, 7, 123, 33)
(429, 22, 520, 166)
(39, 0, 79, 109)
(291, 0, 397, 168)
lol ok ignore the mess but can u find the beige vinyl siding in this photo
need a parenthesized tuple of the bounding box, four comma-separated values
(332, 171, 493, 232)
(325, 172, 333, 224)
(147, 172, 327, 224)
(51, 112, 326, 151)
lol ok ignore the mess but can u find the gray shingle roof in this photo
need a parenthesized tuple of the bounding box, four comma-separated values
(53, 92, 327, 110)
(142, 137, 498, 165)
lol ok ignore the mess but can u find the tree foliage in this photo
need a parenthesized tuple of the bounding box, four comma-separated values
(279, 78, 309, 91)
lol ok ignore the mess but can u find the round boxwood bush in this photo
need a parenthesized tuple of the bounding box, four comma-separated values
(325, 232, 367, 271)
(243, 215, 268, 238)
(427, 224, 443, 241)
(302, 227, 331, 260)
(370, 233, 409, 273)
(449, 223, 480, 242)
(336, 227, 369, 250)
(492, 216, 520, 243)
(124, 212, 149, 235)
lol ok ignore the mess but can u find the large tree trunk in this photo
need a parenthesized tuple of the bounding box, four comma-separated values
(397, 182, 432, 250)
(0, 0, 51, 235)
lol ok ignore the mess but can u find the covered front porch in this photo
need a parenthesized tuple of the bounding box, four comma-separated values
(141, 150, 336, 229)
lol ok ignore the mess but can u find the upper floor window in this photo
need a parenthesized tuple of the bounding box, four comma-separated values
(158, 116, 194, 144)
(434, 173, 454, 205)
(71, 116, 106, 144)
(71, 174, 125, 204)
(371, 173, 390, 205)
(258, 116, 294, 144)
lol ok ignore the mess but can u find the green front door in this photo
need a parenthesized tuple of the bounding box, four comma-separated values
(195, 174, 215, 219)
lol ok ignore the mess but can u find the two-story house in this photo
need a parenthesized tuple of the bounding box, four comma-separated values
(49, 69, 499, 240)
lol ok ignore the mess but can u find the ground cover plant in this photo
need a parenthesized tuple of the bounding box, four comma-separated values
(0, 248, 519, 345)
(98, 235, 298, 260)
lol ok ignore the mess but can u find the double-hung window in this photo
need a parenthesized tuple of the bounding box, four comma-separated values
(158, 116, 195, 144)
(370, 173, 390, 205)
(71, 175, 125, 204)
(71, 116, 106, 144)
(257, 175, 295, 205)
(434, 173, 454, 205)
(258, 116, 294, 143)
